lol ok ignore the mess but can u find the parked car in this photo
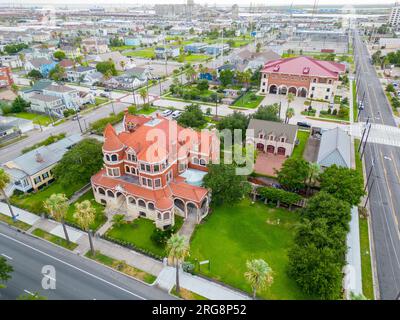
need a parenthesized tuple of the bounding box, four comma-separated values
(358, 101, 364, 110)
(297, 121, 311, 129)
(100, 93, 108, 98)
(171, 110, 182, 119)
(161, 109, 173, 117)
(104, 88, 112, 92)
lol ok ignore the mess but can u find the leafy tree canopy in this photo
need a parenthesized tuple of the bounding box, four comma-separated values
(96, 61, 118, 76)
(252, 104, 280, 122)
(177, 104, 207, 129)
(277, 158, 309, 192)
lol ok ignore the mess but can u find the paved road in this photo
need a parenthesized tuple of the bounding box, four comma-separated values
(354, 29, 400, 300)
(0, 223, 173, 300)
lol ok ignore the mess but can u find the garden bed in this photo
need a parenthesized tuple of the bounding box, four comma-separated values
(171, 285, 208, 300)
(0, 212, 31, 230)
(32, 228, 78, 250)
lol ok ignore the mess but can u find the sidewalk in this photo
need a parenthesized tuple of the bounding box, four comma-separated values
(156, 266, 250, 300)
(0, 201, 251, 299)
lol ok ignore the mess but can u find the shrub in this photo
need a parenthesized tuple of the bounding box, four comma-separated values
(182, 261, 195, 274)
(332, 109, 338, 115)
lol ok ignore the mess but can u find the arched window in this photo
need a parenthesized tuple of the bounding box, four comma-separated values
(193, 157, 199, 165)
(157, 212, 162, 220)
(164, 212, 170, 220)
(105, 154, 111, 161)
(107, 190, 114, 198)
(111, 154, 118, 162)
(138, 199, 146, 208)
(128, 197, 136, 205)
(148, 202, 155, 210)
(98, 187, 105, 195)
(125, 166, 131, 173)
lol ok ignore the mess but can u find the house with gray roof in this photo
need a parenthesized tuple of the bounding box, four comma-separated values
(2, 134, 82, 194)
(246, 119, 298, 156)
(317, 127, 351, 168)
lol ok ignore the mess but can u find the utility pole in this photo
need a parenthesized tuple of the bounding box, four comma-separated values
(364, 160, 374, 193)
(364, 178, 375, 209)
(358, 117, 370, 152)
(76, 110, 83, 133)
(360, 123, 372, 159)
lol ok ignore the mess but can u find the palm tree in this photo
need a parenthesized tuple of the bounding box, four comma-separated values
(166, 234, 189, 295)
(0, 168, 17, 220)
(285, 107, 295, 124)
(119, 60, 126, 71)
(306, 163, 321, 196)
(74, 200, 96, 255)
(18, 53, 25, 69)
(243, 70, 252, 89)
(287, 92, 295, 108)
(138, 87, 148, 106)
(244, 259, 273, 300)
(43, 194, 70, 244)
(185, 66, 196, 83)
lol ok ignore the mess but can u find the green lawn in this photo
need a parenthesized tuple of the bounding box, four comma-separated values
(85, 251, 156, 284)
(32, 228, 78, 250)
(10, 112, 52, 126)
(111, 45, 136, 51)
(355, 139, 374, 299)
(10, 181, 86, 215)
(66, 190, 106, 231)
(353, 81, 358, 122)
(292, 130, 310, 159)
(106, 216, 184, 258)
(189, 199, 310, 300)
(171, 285, 208, 300)
(124, 49, 155, 59)
(232, 92, 264, 109)
(0, 212, 31, 230)
(137, 107, 158, 115)
(184, 54, 210, 62)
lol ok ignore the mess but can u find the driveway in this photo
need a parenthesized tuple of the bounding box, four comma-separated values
(254, 152, 286, 177)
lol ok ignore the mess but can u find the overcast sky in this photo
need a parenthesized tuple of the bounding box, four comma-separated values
(0, 0, 397, 6)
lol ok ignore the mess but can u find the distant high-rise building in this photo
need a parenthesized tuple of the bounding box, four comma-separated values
(389, 5, 400, 26)
(232, 4, 239, 19)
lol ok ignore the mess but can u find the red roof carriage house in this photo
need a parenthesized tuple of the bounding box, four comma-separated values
(259, 56, 346, 101)
(91, 111, 220, 229)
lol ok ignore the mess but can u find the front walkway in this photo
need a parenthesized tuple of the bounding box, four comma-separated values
(156, 266, 250, 300)
(0, 201, 251, 299)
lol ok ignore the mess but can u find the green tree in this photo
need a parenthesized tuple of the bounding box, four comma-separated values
(244, 259, 273, 299)
(185, 66, 197, 83)
(219, 69, 234, 87)
(287, 243, 343, 299)
(166, 234, 189, 295)
(0, 168, 17, 220)
(43, 194, 70, 244)
(112, 214, 125, 228)
(203, 164, 251, 205)
(138, 87, 148, 105)
(53, 50, 66, 60)
(27, 69, 43, 79)
(96, 61, 117, 76)
(52, 138, 103, 188)
(277, 158, 309, 192)
(252, 104, 280, 122)
(0, 256, 13, 289)
(4, 43, 28, 55)
(285, 107, 295, 124)
(74, 200, 96, 255)
(319, 165, 365, 206)
(196, 79, 209, 91)
(49, 64, 66, 81)
(301, 191, 351, 232)
(177, 104, 207, 129)
(256, 42, 262, 53)
(11, 96, 30, 113)
(216, 111, 249, 140)
(386, 83, 395, 93)
(306, 162, 320, 195)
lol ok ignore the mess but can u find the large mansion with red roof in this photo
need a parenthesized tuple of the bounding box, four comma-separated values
(259, 56, 346, 101)
(91, 111, 219, 230)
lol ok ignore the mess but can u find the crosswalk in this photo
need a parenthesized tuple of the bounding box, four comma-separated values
(349, 122, 400, 148)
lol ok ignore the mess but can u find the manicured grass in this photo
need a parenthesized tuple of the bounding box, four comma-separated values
(353, 81, 358, 122)
(0, 212, 31, 230)
(355, 139, 374, 299)
(10, 112, 52, 126)
(292, 130, 310, 160)
(111, 45, 136, 51)
(32, 228, 78, 250)
(334, 95, 342, 104)
(171, 285, 208, 300)
(189, 199, 310, 299)
(232, 92, 264, 109)
(66, 190, 106, 231)
(124, 49, 155, 59)
(85, 250, 156, 284)
(184, 54, 210, 62)
(106, 216, 184, 258)
(21, 132, 66, 154)
(137, 107, 158, 115)
(10, 181, 86, 215)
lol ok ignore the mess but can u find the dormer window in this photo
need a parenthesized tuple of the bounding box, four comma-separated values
(269, 135, 274, 141)
(259, 134, 264, 139)
(281, 137, 285, 143)
(127, 152, 137, 162)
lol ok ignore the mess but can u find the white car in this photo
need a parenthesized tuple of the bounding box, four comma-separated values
(161, 109, 173, 117)
(171, 111, 182, 119)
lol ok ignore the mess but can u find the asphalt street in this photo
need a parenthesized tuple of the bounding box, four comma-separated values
(0, 223, 174, 300)
(354, 29, 400, 300)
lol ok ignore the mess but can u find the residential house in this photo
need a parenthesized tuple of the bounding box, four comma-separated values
(24, 58, 57, 77)
(0, 66, 13, 88)
(58, 59, 75, 70)
(124, 37, 141, 46)
(0, 123, 19, 143)
(260, 56, 346, 100)
(203, 43, 230, 56)
(184, 42, 207, 53)
(26, 92, 65, 118)
(2, 134, 82, 194)
(82, 38, 109, 54)
(246, 119, 298, 156)
(66, 66, 97, 83)
(317, 127, 351, 169)
(32, 32, 51, 43)
(42, 84, 82, 110)
(91, 111, 219, 229)
(155, 46, 180, 59)
(231, 49, 281, 72)
(0, 116, 34, 134)
(59, 45, 81, 58)
(0, 55, 22, 69)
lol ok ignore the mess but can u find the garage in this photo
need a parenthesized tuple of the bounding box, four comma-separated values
(256, 143, 265, 152)
(267, 145, 275, 153)
(277, 147, 286, 156)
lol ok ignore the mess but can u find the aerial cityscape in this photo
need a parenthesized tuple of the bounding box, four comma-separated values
(0, 0, 399, 305)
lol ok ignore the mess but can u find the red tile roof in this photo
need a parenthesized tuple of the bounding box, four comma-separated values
(103, 124, 124, 152)
(261, 56, 346, 78)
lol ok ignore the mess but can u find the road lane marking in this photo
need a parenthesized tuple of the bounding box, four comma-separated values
(1, 253, 12, 260)
(24, 289, 34, 295)
(0, 232, 146, 300)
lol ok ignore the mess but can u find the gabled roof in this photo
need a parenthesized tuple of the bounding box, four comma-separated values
(247, 119, 298, 144)
(261, 56, 346, 78)
(317, 127, 351, 168)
